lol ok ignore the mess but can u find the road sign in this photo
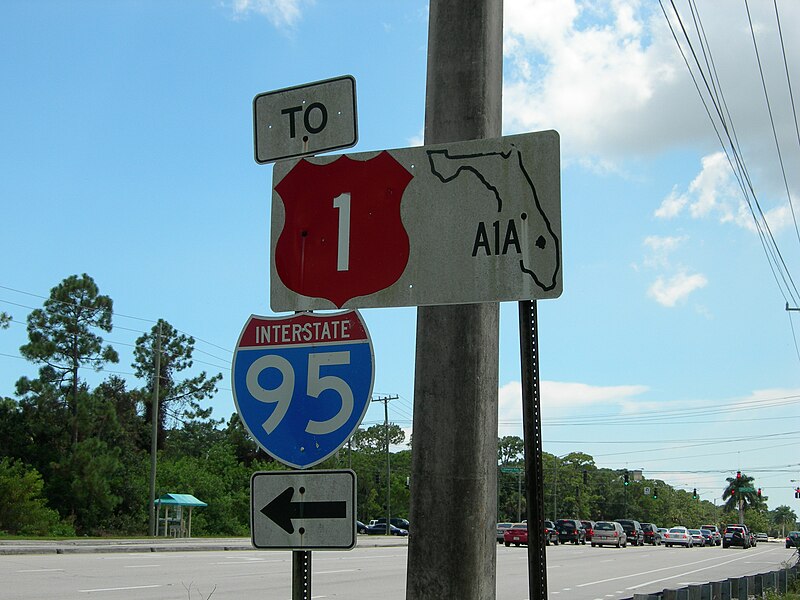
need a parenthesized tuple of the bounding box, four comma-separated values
(253, 75, 358, 164)
(232, 310, 374, 469)
(269, 130, 561, 311)
(501, 467, 522, 474)
(644, 487, 651, 496)
(251, 469, 356, 550)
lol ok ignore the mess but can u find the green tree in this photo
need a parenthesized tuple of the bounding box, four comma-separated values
(498, 436, 524, 465)
(351, 423, 405, 453)
(772, 505, 797, 537)
(132, 319, 222, 451)
(18, 274, 118, 445)
(0, 458, 71, 536)
(721, 472, 759, 523)
(0, 312, 10, 328)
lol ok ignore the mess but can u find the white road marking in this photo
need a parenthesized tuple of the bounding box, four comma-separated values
(316, 569, 358, 574)
(123, 564, 159, 568)
(79, 584, 161, 593)
(576, 550, 760, 588)
(625, 551, 770, 590)
(17, 568, 64, 573)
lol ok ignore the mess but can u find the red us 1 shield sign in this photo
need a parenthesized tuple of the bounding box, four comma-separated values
(273, 151, 413, 308)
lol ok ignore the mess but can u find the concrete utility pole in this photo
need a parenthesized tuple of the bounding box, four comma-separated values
(406, 1, 502, 599)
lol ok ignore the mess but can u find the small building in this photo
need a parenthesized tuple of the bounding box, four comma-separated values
(154, 493, 207, 538)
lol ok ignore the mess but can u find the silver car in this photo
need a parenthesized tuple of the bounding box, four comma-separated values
(591, 520, 627, 548)
(664, 526, 693, 548)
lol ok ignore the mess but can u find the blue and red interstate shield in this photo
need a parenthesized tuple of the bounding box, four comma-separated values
(232, 310, 374, 469)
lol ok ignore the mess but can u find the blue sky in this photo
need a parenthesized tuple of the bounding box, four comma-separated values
(2, 0, 800, 513)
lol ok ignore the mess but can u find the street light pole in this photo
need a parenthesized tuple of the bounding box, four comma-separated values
(372, 394, 398, 534)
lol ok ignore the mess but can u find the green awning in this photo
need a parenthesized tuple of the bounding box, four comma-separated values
(154, 493, 207, 507)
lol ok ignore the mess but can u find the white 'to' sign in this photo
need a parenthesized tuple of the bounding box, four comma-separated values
(253, 75, 358, 164)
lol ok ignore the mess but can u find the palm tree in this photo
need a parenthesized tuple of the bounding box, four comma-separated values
(772, 506, 797, 538)
(721, 472, 759, 524)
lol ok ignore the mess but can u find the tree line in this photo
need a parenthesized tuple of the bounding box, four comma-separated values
(0, 275, 795, 538)
(497, 436, 798, 536)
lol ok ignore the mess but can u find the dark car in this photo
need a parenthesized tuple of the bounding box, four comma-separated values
(722, 524, 750, 548)
(356, 520, 367, 534)
(555, 519, 586, 544)
(544, 520, 559, 545)
(580, 520, 596, 542)
(786, 531, 800, 548)
(699, 529, 714, 546)
(615, 519, 644, 546)
(641, 523, 661, 545)
(366, 522, 408, 536)
(372, 517, 410, 531)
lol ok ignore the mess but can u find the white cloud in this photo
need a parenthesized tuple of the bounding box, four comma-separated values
(502, 0, 800, 194)
(647, 271, 708, 307)
(687, 152, 737, 220)
(655, 186, 688, 219)
(231, 0, 310, 27)
(503, 0, 692, 162)
(499, 379, 649, 431)
(642, 235, 686, 269)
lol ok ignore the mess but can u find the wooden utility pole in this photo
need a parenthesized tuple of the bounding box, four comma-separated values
(406, 1, 503, 598)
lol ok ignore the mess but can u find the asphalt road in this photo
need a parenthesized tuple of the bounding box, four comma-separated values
(0, 538, 796, 599)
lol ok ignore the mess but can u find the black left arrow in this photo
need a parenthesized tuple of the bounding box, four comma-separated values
(260, 487, 347, 534)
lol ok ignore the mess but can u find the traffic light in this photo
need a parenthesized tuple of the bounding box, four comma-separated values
(736, 470, 741, 480)
(757, 488, 762, 498)
(731, 488, 735, 496)
(624, 471, 629, 486)
(692, 488, 697, 499)
(653, 487, 658, 500)
(795, 487, 800, 499)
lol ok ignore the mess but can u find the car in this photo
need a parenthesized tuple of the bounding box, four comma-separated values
(372, 517, 410, 531)
(641, 523, 661, 545)
(663, 526, 693, 548)
(701, 525, 722, 546)
(497, 522, 514, 543)
(699, 529, 714, 546)
(723, 524, 750, 549)
(580, 520, 596, 542)
(555, 519, 586, 544)
(688, 529, 706, 547)
(544, 520, 559, 545)
(755, 532, 768, 542)
(591, 520, 627, 548)
(658, 527, 670, 542)
(356, 520, 368, 534)
(366, 522, 408, 536)
(504, 523, 528, 547)
(786, 531, 800, 548)
(749, 530, 758, 547)
(615, 519, 644, 546)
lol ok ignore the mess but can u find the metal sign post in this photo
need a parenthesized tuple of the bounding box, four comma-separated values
(519, 300, 547, 600)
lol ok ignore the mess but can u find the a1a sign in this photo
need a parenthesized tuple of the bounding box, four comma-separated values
(231, 310, 374, 470)
(253, 75, 358, 164)
(270, 130, 562, 311)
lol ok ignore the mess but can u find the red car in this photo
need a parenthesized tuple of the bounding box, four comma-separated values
(504, 523, 528, 547)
